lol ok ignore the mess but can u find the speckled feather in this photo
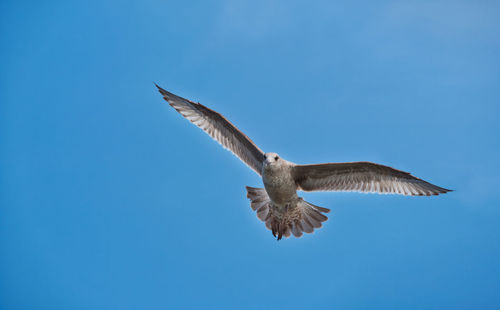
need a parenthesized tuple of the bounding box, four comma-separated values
(157, 85, 452, 240)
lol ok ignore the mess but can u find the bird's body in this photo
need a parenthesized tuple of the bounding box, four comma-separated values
(262, 153, 297, 205)
(156, 85, 452, 240)
(258, 153, 330, 239)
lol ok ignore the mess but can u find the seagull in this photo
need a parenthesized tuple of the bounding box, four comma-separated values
(156, 85, 452, 240)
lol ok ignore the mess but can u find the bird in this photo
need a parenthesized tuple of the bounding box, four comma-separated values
(156, 85, 452, 240)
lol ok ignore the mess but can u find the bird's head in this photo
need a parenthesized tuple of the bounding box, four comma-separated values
(264, 152, 281, 166)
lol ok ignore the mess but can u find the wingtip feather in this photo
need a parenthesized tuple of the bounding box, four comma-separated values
(154, 83, 165, 93)
(155, 84, 172, 100)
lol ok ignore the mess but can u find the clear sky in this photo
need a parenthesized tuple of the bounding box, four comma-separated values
(1, 1, 499, 309)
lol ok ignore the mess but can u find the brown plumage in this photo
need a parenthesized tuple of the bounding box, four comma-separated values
(157, 85, 452, 240)
(293, 162, 451, 196)
(246, 186, 329, 240)
(156, 85, 265, 175)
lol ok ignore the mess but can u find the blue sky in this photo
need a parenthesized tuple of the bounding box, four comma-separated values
(1, 1, 499, 309)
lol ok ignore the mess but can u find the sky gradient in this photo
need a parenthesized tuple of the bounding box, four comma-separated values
(1, 1, 500, 309)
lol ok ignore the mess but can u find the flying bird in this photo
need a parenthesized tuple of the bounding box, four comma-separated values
(156, 85, 451, 240)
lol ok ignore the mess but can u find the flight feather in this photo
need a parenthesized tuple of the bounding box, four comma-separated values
(156, 85, 265, 175)
(292, 162, 451, 196)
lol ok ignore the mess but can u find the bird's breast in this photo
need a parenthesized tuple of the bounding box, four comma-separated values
(262, 164, 298, 205)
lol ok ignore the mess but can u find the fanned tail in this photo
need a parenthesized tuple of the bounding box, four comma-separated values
(245, 186, 330, 240)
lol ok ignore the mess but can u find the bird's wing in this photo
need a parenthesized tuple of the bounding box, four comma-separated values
(156, 85, 265, 175)
(292, 162, 451, 196)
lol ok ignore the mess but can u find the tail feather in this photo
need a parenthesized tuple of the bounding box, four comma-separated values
(256, 205, 270, 221)
(246, 187, 269, 211)
(301, 217, 315, 232)
(307, 203, 331, 214)
(246, 186, 330, 240)
(292, 221, 303, 237)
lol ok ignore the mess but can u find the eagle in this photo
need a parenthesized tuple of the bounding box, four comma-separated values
(156, 85, 451, 240)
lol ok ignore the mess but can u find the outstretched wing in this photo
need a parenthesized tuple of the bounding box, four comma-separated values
(292, 162, 451, 196)
(156, 85, 265, 175)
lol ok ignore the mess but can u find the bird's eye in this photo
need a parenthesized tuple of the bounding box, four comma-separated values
(275, 156, 279, 160)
